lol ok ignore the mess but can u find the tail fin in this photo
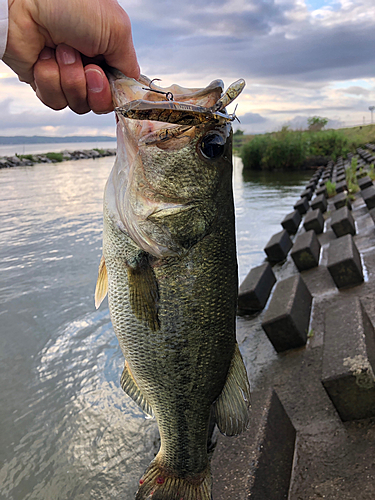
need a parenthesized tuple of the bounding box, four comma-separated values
(135, 457, 211, 500)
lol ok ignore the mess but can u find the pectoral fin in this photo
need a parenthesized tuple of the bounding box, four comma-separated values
(121, 361, 154, 418)
(214, 343, 251, 436)
(95, 256, 108, 309)
(128, 254, 160, 331)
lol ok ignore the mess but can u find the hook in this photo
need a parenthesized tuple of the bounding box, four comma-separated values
(142, 78, 174, 101)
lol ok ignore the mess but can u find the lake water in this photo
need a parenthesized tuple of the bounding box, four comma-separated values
(0, 153, 311, 499)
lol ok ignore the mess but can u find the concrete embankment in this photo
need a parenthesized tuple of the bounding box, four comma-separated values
(213, 150, 375, 499)
(0, 148, 116, 168)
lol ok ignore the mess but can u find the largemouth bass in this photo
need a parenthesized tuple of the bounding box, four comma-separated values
(95, 71, 250, 500)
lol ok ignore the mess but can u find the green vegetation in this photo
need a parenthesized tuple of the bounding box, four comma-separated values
(240, 121, 375, 171)
(346, 158, 359, 195)
(369, 164, 375, 181)
(46, 152, 63, 162)
(325, 180, 337, 198)
(307, 116, 328, 131)
(240, 126, 350, 171)
(94, 148, 105, 155)
(307, 328, 315, 338)
(233, 129, 249, 154)
(16, 154, 34, 161)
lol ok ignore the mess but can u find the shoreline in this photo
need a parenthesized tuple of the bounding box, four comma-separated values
(213, 148, 375, 499)
(0, 148, 116, 168)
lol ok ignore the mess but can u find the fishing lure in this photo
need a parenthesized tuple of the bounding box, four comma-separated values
(115, 79, 245, 127)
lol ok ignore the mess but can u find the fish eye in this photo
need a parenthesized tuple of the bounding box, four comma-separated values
(199, 132, 225, 160)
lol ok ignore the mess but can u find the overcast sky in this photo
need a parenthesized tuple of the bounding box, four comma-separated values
(1, 0, 375, 136)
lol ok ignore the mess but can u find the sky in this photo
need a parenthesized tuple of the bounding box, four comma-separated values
(1, 0, 375, 136)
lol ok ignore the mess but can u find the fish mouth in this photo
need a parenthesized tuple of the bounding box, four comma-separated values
(107, 69, 245, 144)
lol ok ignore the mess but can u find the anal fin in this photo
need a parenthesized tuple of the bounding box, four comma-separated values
(121, 361, 154, 418)
(95, 256, 108, 309)
(214, 343, 251, 436)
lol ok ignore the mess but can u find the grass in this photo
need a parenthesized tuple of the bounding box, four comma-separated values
(46, 152, 63, 162)
(325, 180, 337, 198)
(338, 123, 375, 146)
(369, 164, 375, 181)
(241, 127, 306, 171)
(346, 158, 359, 195)
(16, 154, 35, 161)
(240, 123, 375, 171)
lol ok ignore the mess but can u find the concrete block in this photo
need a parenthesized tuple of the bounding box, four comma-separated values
(330, 206, 356, 237)
(333, 191, 352, 210)
(306, 181, 316, 191)
(356, 168, 368, 179)
(327, 234, 363, 289)
(369, 207, 375, 223)
(336, 174, 346, 183)
(294, 196, 309, 215)
(300, 188, 313, 201)
(238, 263, 276, 312)
(281, 209, 302, 235)
(303, 208, 324, 234)
(264, 229, 292, 263)
(261, 274, 312, 352)
(322, 298, 375, 421)
(316, 185, 328, 198)
(358, 175, 374, 191)
(361, 185, 375, 209)
(291, 230, 321, 272)
(335, 180, 348, 193)
(212, 390, 296, 500)
(310, 193, 328, 213)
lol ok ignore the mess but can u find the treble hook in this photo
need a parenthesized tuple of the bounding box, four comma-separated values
(229, 104, 241, 123)
(142, 78, 174, 101)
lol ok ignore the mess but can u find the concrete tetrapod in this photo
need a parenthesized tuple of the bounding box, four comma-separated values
(261, 274, 312, 353)
(238, 262, 276, 313)
(327, 234, 363, 289)
(322, 297, 375, 421)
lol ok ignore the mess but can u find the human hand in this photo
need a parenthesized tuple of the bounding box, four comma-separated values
(3, 0, 140, 114)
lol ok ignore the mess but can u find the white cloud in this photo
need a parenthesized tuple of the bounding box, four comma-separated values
(0, 0, 375, 135)
(0, 90, 116, 136)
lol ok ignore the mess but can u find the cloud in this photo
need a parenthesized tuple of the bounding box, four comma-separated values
(0, 96, 116, 136)
(119, 0, 375, 87)
(1, 0, 375, 135)
(238, 111, 268, 124)
(337, 86, 371, 97)
(285, 114, 344, 130)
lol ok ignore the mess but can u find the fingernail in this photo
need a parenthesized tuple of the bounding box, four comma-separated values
(60, 46, 76, 65)
(39, 47, 53, 60)
(85, 68, 104, 93)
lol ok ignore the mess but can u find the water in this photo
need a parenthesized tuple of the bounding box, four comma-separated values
(0, 155, 311, 499)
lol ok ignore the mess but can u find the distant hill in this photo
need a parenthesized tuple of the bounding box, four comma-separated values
(0, 136, 116, 145)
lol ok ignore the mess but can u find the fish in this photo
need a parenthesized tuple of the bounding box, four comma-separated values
(95, 70, 250, 500)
